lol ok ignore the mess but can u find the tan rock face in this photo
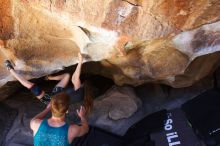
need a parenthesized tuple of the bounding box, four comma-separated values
(0, 0, 14, 39)
(0, 0, 220, 88)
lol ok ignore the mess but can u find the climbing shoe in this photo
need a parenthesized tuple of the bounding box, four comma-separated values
(4, 60, 14, 70)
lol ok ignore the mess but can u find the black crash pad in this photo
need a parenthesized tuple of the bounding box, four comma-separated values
(72, 126, 123, 146)
(151, 109, 202, 146)
(71, 110, 167, 146)
(214, 67, 220, 90)
(0, 102, 17, 146)
(182, 89, 220, 146)
(123, 110, 167, 146)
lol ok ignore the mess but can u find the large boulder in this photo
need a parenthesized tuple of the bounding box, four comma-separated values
(0, 0, 220, 89)
(90, 86, 142, 121)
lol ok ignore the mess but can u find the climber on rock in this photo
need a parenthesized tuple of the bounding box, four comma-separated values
(30, 92, 89, 145)
(4, 52, 93, 114)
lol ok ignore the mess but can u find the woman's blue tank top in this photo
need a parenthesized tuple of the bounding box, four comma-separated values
(34, 119, 70, 146)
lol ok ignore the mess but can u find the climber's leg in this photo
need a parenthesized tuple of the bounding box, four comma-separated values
(46, 73, 70, 96)
(46, 73, 70, 88)
(4, 60, 49, 104)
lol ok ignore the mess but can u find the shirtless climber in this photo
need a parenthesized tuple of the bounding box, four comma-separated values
(4, 52, 84, 105)
(4, 52, 93, 114)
